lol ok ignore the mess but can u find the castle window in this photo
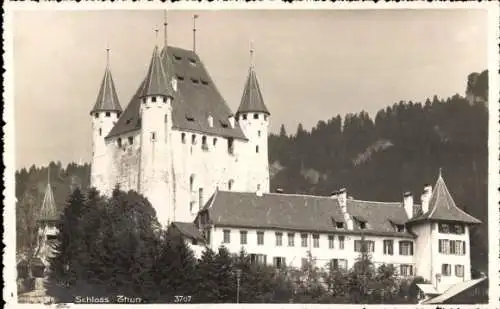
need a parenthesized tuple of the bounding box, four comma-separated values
(396, 224, 405, 232)
(256, 145, 259, 153)
(142, 98, 147, 103)
(442, 264, 452, 276)
(273, 257, 286, 269)
(163, 96, 167, 103)
(264, 115, 268, 121)
(94, 113, 99, 118)
(328, 235, 334, 249)
(189, 174, 195, 192)
(227, 138, 234, 155)
(199, 188, 204, 210)
(192, 134, 196, 145)
(400, 264, 414, 276)
(438, 239, 450, 254)
(313, 234, 320, 248)
(338, 236, 345, 249)
(258, 130, 261, 137)
(228, 179, 234, 191)
(288, 233, 295, 247)
(242, 114, 247, 120)
(213, 138, 217, 146)
(383, 240, 394, 255)
(301, 234, 308, 247)
(126, 119, 132, 124)
(128, 136, 134, 145)
(399, 241, 414, 256)
(151, 96, 157, 103)
(240, 230, 248, 245)
(355, 240, 374, 252)
(223, 230, 231, 244)
(275, 232, 283, 247)
(117, 112, 121, 118)
(257, 231, 264, 245)
(117, 138, 122, 148)
(438, 223, 450, 233)
(455, 265, 464, 277)
(181, 133, 186, 144)
(254, 113, 259, 119)
(201, 136, 208, 151)
(151, 132, 157, 142)
(105, 112, 111, 117)
(336, 222, 344, 229)
(99, 128, 102, 136)
(453, 224, 464, 234)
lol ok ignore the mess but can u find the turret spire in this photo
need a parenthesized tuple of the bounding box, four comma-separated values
(193, 14, 199, 53)
(139, 44, 173, 99)
(90, 48, 122, 114)
(237, 53, 270, 115)
(250, 41, 255, 69)
(163, 10, 168, 48)
(39, 166, 58, 222)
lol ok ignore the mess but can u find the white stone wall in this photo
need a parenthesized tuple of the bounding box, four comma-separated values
(91, 111, 119, 193)
(430, 223, 472, 292)
(203, 226, 415, 272)
(412, 223, 432, 280)
(237, 113, 270, 193)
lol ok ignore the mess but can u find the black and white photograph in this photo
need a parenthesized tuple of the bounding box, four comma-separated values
(4, 4, 499, 306)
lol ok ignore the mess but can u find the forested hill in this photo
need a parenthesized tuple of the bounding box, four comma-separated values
(269, 70, 489, 271)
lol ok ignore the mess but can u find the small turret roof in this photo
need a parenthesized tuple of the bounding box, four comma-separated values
(237, 67, 270, 115)
(38, 181, 58, 222)
(139, 45, 173, 99)
(90, 65, 122, 114)
(407, 174, 481, 225)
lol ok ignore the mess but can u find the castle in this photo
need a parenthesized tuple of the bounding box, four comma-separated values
(90, 39, 270, 226)
(89, 24, 484, 301)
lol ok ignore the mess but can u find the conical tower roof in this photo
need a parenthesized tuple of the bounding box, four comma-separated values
(38, 178, 58, 222)
(237, 67, 270, 115)
(139, 45, 173, 99)
(90, 64, 122, 114)
(408, 173, 481, 225)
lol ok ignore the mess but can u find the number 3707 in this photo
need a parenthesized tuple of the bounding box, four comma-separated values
(174, 296, 192, 303)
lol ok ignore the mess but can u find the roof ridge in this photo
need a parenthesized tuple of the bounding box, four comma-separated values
(350, 199, 402, 205)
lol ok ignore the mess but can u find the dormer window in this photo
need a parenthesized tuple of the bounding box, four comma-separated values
(126, 118, 132, 125)
(186, 115, 195, 122)
(174, 55, 182, 61)
(105, 112, 111, 117)
(177, 75, 185, 81)
(254, 113, 259, 119)
(359, 222, 366, 229)
(396, 225, 405, 233)
(336, 222, 344, 229)
(438, 223, 450, 234)
(353, 216, 367, 229)
(191, 78, 199, 84)
(201, 80, 209, 85)
(188, 58, 196, 65)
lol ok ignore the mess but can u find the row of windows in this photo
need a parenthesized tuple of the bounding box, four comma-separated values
(438, 239, 466, 255)
(382, 240, 414, 256)
(441, 264, 465, 277)
(116, 136, 135, 148)
(94, 111, 120, 118)
(438, 223, 465, 234)
(236, 113, 268, 121)
(181, 133, 235, 155)
(141, 96, 168, 104)
(223, 230, 347, 249)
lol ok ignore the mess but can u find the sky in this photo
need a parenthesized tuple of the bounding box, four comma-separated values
(13, 9, 488, 170)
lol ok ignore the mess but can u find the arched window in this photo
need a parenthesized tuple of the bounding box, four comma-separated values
(228, 179, 234, 191)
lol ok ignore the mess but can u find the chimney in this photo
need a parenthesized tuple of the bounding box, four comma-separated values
(421, 184, 432, 213)
(256, 184, 263, 197)
(334, 187, 353, 230)
(403, 192, 414, 219)
(228, 115, 235, 128)
(207, 115, 214, 128)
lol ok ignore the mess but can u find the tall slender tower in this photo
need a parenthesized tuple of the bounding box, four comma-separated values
(138, 44, 175, 226)
(90, 49, 122, 194)
(37, 168, 58, 267)
(236, 45, 271, 193)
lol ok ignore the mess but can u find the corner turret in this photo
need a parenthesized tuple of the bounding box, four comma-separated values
(90, 49, 122, 192)
(236, 46, 270, 193)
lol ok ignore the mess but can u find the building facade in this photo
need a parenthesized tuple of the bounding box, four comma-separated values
(181, 174, 481, 292)
(90, 42, 270, 226)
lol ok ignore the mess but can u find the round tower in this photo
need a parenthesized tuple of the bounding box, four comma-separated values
(138, 44, 175, 226)
(90, 49, 122, 193)
(236, 49, 271, 193)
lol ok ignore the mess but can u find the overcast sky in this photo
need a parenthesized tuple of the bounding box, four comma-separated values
(13, 9, 488, 170)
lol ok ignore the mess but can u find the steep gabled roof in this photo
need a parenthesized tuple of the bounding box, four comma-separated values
(90, 65, 122, 114)
(407, 175, 481, 225)
(139, 45, 173, 99)
(237, 67, 270, 115)
(38, 181, 58, 222)
(202, 191, 414, 238)
(170, 221, 204, 241)
(106, 45, 247, 140)
(422, 277, 487, 304)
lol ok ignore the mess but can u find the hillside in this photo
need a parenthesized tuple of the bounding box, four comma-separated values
(269, 70, 489, 272)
